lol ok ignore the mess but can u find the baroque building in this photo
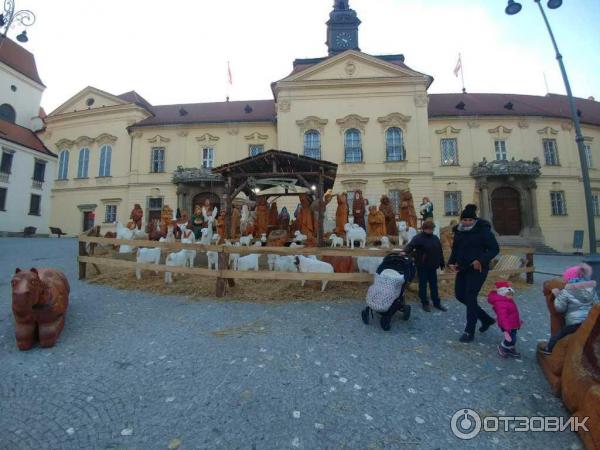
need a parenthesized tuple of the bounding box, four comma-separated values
(41, 1, 600, 252)
(0, 37, 55, 235)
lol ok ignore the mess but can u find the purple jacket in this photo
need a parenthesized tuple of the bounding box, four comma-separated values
(487, 291, 522, 331)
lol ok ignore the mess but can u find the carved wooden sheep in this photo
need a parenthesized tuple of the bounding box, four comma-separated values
(116, 221, 136, 253)
(164, 249, 196, 283)
(294, 255, 334, 292)
(294, 230, 307, 243)
(239, 234, 254, 246)
(344, 223, 366, 249)
(273, 255, 298, 272)
(231, 253, 260, 271)
(398, 221, 417, 245)
(135, 247, 161, 279)
(329, 233, 344, 248)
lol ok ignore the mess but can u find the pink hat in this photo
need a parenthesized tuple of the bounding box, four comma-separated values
(495, 281, 511, 289)
(563, 263, 592, 282)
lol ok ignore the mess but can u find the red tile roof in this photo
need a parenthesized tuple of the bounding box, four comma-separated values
(0, 37, 44, 86)
(428, 93, 600, 127)
(0, 118, 54, 156)
(132, 99, 276, 127)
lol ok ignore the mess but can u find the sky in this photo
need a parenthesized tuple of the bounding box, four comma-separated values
(10, 0, 600, 112)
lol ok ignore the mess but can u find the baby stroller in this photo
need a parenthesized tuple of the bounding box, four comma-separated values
(361, 253, 416, 331)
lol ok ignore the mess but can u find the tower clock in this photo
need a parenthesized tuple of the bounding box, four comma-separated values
(326, 0, 361, 56)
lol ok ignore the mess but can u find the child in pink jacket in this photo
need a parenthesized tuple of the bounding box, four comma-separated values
(488, 281, 523, 358)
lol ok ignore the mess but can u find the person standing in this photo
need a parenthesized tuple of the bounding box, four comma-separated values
(404, 220, 447, 312)
(447, 204, 499, 342)
(419, 197, 433, 224)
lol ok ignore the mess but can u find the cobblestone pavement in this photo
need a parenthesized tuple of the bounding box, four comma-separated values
(0, 238, 587, 450)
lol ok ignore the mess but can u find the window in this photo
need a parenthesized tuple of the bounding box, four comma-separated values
(0, 103, 16, 123)
(29, 194, 41, 215)
(77, 147, 90, 178)
(105, 204, 117, 223)
(550, 191, 567, 216)
(543, 139, 559, 166)
(584, 143, 593, 169)
(148, 197, 163, 222)
(32, 160, 46, 183)
(388, 189, 401, 214)
(303, 130, 321, 159)
(344, 128, 362, 163)
(1, 151, 14, 174)
(593, 194, 600, 217)
(346, 190, 355, 212)
(98, 144, 112, 177)
(494, 140, 508, 161)
(58, 150, 69, 180)
(202, 147, 214, 168)
(386, 128, 405, 161)
(444, 191, 462, 216)
(249, 145, 264, 157)
(150, 147, 165, 173)
(0, 187, 6, 210)
(441, 139, 458, 165)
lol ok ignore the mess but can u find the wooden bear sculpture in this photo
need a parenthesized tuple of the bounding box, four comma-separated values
(11, 268, 70, 350)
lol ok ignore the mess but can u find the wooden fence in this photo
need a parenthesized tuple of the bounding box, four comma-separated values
(77, 235, 535, 297)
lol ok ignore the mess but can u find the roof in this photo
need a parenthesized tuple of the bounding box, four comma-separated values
(212, 149, 338, 194)
(117, 91, 154, 113)
(288, 53, 417, 77)
(0, 37, 44, 86)
(0, 118, 55, 157)
(428, 93, 600, 127)
(131, 99, 276, 128)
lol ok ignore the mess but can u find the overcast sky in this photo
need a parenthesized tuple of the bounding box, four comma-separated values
(12, 0, 600, 112)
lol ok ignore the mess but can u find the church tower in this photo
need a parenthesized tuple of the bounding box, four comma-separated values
(326, 0, 361, 56)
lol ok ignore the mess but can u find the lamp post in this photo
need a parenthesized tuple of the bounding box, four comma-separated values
(506, 0, 599, 267)
(0, 0, 35, 42)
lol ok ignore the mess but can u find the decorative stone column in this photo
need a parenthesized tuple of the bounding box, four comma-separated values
(525, 180, 543, 237)
(477, 180, 491, 222)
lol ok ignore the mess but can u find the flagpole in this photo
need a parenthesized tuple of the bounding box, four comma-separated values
(459, 53, 466, 93)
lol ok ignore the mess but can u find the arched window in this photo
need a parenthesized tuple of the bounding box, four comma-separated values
(77, 147, 90, 178)
(58, 150, 69, 180)
(344, 128, 362, 163)
(303, 130, 321, 159)
(0, 103, 16, 123)
(99, 144, 112, 177)
(386, 127, 405, 161)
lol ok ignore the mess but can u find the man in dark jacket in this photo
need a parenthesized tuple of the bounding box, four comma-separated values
(404, 220, 447, 312)
(448, 204, 499, 342)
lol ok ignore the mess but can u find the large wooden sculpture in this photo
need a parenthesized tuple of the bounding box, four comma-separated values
(278, 206, 290, 232)
(538, 281, 600, 450)
(231, 206, 241, 239)
(11, 268, 70, 350)
(336, 193, 349, 236)
(128, 204, 144, 230)
(268, 202, 279, 231)
(160, 205, 174, 236)
(255, 196, 269, 237)
(352, 190, 366, 229)
(192, 205, 204, 240)
(379, 195, 398, 236)
(216, 210, 226, 241)
(399, 191, 418, 229)
(367, 205, 386, 237)
(298, 194, 315, 239)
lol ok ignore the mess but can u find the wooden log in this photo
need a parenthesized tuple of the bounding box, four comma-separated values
(78, 256, 221, 277)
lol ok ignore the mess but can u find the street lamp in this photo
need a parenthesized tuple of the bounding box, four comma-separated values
(506, 1, 599, 266)
(0, 0, 35, 42)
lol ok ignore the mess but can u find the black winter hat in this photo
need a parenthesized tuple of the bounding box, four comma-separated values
(460, 204, 478, 219)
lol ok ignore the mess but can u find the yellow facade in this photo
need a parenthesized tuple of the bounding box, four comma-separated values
(41, 52, 600, 252)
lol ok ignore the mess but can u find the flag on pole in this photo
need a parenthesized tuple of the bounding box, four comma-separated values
(453, 54, 462, 77)
(227, 61, 233, 85)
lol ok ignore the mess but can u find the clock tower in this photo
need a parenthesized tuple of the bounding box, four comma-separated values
(326, 0, 361, 56)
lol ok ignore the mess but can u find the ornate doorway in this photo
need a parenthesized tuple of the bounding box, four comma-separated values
(491, 187, 522, 235)
(192, 192, 221, 211)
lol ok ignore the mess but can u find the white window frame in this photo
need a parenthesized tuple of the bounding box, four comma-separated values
(99, 144, 112, 177)
(303, 130, 321, 160)
(58, 150, 69, 180)
(386, 127, 405, 161)
(388, 189, 401, 215)
(249, 145, 264, 157)
(104, 204, 117, 223)
(444, 191, 462, 216)
(550, 191, 567, 216)
(494, 139, 508, 161)
(584, 143, 593, 169)
(77, 147, 90, 178)
(543, 139, 559, 166)
(202, 147, 215, 168)
(151, 147, 165, 173)
(344, 128, 362, 163)
(441, 138, 458, 166)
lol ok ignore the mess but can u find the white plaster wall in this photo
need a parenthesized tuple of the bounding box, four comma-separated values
(0, 63, 44, 129)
